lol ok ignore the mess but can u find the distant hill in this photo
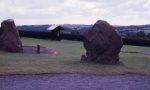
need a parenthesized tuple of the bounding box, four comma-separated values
(17, 24, 93, 35)
(114, 24, 150, 31)
(17, 24, 150, 38)
(17, 24, 150, 32)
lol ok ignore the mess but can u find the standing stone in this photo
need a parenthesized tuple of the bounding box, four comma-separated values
(81, 20, 123, 64)
(0, 19, 23, 52)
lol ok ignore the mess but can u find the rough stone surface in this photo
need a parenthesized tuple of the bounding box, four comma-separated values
(81, 20, 123, 64)
(0, 19, 23, 52)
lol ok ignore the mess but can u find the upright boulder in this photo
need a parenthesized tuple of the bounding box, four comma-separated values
(81, 20, 123, 64)
(0, 19, 23, 52)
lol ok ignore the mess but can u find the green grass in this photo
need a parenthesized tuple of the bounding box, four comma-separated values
(0, 37, 150, 75)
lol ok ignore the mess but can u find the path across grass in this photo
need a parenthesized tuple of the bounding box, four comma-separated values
(1, 73, 150, 90)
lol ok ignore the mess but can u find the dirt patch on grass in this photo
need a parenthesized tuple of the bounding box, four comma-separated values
(23, 46, 58, 55)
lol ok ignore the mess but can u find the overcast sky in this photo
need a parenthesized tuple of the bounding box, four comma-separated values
(0, 0, 150, 25)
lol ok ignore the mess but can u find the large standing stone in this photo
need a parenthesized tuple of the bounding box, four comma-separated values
(81, 20, 123, 64)
(0, 19, 23, 52)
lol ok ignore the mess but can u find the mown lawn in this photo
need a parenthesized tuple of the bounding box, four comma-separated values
(0, 37, 150, 75)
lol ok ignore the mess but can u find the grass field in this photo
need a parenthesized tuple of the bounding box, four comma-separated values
(0, 37, 150, 75)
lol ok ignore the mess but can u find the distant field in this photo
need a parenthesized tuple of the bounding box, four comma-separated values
(0, 37, 150, 75)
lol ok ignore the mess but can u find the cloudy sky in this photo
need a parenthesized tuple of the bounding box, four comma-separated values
(0, 0, 150, 25)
